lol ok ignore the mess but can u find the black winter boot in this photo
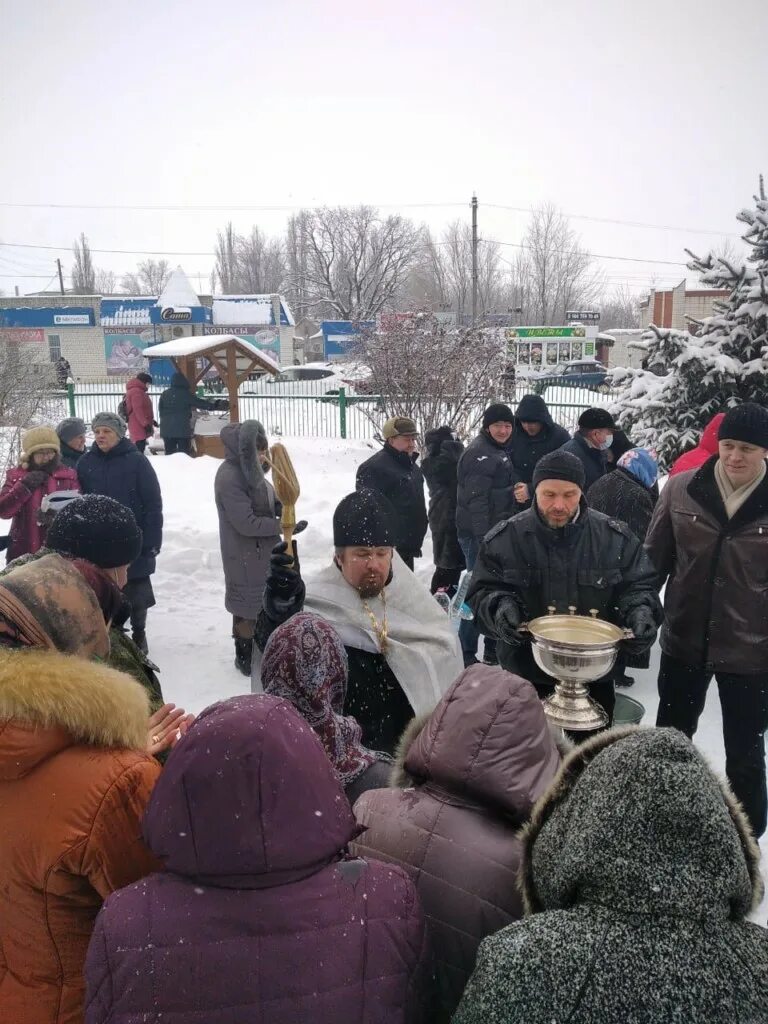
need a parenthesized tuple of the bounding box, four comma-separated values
(234, 638, 253, 676)
(132, 630, 148, 655)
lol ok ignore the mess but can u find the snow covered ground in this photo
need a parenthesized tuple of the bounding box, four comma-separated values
(146, 437, 767, 924)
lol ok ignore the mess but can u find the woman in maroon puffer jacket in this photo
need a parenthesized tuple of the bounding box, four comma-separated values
(0, 426, 79, 561)
(352, 665, 564, 1022)
(85, 694, 431, 1024)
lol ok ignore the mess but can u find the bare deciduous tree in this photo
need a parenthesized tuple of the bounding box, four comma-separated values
(71, 233, 96, 294)
(512, 204, 604, 324)
(95, 269, 117, 295)
(0, 341, 58, 473)
(289, 206, 423, 320)
(121, 259, 171, 295)
(597, 283, 641, 329)
(350, 312, 506, 437)
(214, 222, 286, 294)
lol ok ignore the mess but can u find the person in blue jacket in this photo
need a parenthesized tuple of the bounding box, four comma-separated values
(77, 412, 163, 653)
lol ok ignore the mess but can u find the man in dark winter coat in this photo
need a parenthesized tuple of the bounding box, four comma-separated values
(56, 417, 87, 469)
(646, 402, 768, 838)
(77, 412, 163, 653)
(214, 420, 281, 676)
(559, 406, 616, 490)
(84, 695, 432, 1024)
(467, 449, 661, 726)
(421, 425, 465, 595)
(508, 394, 570, 507)
(253, 489, 463, 755)
(454, 727, 768, 1024)
(455, 403, 520, 666)
(158, 371, 220, 456)
(355, 416, 428, 570)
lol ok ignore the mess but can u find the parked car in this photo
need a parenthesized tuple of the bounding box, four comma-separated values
(533, 358, 608, 394)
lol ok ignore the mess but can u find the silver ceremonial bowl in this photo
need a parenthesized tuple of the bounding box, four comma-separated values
(523, 607, 632, 732)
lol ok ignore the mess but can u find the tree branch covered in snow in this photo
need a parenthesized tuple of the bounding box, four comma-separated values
(610, 176, 768, 469)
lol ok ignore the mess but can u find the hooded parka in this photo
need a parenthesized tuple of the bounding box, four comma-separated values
(214, 421, 281, 618)
(668, 412, 725, 477)
(509, 395, 570, 490)
(352, 665, 563, 1021)
(84, 694, 431, 1024)
(454, 726, 768, 1024)
(158, 371, 218, 440)
(0, 650, 160, 1024)
(421, 426, 465, 569)
(123, 376, 155, 444)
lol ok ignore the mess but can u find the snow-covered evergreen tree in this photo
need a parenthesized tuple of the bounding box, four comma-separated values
(611, 176, 768, 469)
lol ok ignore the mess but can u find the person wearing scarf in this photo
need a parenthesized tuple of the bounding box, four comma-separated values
(261, 612, 393, 804)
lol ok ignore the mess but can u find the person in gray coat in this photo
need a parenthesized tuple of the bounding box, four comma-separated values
(454, 726, 768, 1024)
(214, 420, 281, 675)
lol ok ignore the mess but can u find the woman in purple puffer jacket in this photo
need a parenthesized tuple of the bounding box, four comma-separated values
(84, 694, 431, 1024)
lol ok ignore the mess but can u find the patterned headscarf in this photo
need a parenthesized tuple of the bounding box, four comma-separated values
(617, 447, 658, 488)
(261, 612, 388, 786)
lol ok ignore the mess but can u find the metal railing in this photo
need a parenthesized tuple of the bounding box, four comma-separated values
(55, 379, 620, 441)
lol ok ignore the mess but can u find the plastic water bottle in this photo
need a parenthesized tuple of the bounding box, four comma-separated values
(451, 571, 474, 621)
(434, 590, 452, 615)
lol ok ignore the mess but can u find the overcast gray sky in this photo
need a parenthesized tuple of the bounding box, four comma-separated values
(2, 0, 767, 298)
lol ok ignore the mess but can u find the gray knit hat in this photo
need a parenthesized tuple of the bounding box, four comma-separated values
(91, 411, 126, 438)
(56, 417, 87, 444)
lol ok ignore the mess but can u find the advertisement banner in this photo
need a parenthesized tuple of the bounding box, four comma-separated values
(505, 326, 586, 339)
(104, 328, 154, 375)
(202, 324, 280, 358)
(0, 328, 44, 344)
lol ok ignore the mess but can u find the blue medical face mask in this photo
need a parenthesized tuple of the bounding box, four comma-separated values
(598, 434, 614, 451)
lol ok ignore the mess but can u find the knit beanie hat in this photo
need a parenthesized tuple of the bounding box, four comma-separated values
(578, 408, 616, 431)
(617, 447, 658, 488)
(91, 411, 126, 438)
(47, 494, 143, 568)
(333, 489, 395, 547)
(20, 426, 60, 466)
(482, 403, 515, 430)
(718, 403, 768, 449)
(56, 417, 87, 445)
(532, 450, 586, 490)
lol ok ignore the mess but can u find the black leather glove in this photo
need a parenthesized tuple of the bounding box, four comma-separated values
(623, 606, 658, 655)
(22, 470, 48, 491)
(264, 540, 305, 621)
(494, 598, 525, 646)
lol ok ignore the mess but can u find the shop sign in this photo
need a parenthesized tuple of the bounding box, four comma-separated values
(0, 328, 45, 343)
(566, 311, 600, 323)
(160, 306, 192, 322)
(53, 314, 91, 325)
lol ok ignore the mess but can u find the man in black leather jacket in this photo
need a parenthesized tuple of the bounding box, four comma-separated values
(467, 450, 662, 726)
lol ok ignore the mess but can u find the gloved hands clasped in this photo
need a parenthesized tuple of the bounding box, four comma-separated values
(493, 598, 526, 647)
(22, 470, 49, 491)
(623, 606, 658, 656)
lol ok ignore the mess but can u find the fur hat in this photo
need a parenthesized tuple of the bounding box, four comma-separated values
(578, 407, 616, 431)
(46, 494, 143, 569)
(382, 416, 418, 440)
(333, 489, 395, 547)
(718, 403, 768, 449)
(532, 450, 586, 490)
(55, 417, 86, 445)
(91, 412, 126, 438)
(482, 403, 515, 430)
(20, 426, 60, 467)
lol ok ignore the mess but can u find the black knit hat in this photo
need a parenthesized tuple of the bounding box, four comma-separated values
(578, 407, 616, 430)
(333, 489, 395, 547)
(718, 403, 768, 448)
(482, 403, 515, 430)
(46, 494, 143, 568)
(532, 450, 586, 490)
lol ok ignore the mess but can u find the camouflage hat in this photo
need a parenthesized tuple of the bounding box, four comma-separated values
(382, 416, 418, 439)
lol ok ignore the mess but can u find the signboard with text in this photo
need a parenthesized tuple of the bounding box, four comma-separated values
(0, 328, 45, 344)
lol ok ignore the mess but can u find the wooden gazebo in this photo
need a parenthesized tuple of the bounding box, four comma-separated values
(145, 335, 279, 456)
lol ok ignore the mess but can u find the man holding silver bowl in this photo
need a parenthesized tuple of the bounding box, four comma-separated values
(466, 450, 662, 731)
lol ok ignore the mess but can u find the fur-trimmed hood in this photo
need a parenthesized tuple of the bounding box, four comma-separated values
(519, 725, 763, 920)
(0, 648, 150, 778)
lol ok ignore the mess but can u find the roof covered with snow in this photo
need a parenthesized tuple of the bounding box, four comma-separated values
(212, 294, 295, 327)
(100, 297, 156, 327)
(144, 334, 280, 375)
(156, 268, 202, 309)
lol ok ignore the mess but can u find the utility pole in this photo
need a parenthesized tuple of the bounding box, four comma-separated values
(56, 259, 65, 295)
(471, 193, 478, 326)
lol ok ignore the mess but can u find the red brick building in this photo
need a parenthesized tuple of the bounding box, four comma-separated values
(639, 280, 730, 333)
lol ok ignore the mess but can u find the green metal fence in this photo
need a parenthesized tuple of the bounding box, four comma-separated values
(58, 379, 619, 441)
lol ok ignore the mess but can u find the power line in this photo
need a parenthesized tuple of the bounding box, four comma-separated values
(487, 238, 688, 267)
(483, 202, 741, 239)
